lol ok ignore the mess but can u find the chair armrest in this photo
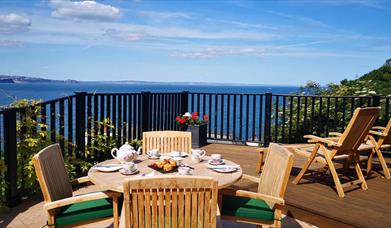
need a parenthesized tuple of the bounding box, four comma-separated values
(235, 190, 285, 205)
(304, 135, 342, 147)
(369, 130, 387, 137)
(70, 176, 91, 186)
(241, 174, 260, 183)
(329, 132, 342, 137)
(372, 126, 386, 130)
(44, 191, 119, 211)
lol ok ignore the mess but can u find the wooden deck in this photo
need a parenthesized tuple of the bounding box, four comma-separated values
(203, 143, 391, 228)
(1, 143, 390, 228)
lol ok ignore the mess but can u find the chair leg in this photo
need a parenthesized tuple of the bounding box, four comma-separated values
(375, 147, 391, 179)
(113, 195, 119, 228)
(47, 211, 56, 228)
(293, 144, 320, 185)
(323, 148, 345, 198)
(366, 149, 375, 177)
(273, 207, 282, 228)
(352, 154, 368, 190)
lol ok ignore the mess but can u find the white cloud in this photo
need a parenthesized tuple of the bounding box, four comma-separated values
(0, 13, 31, 33)
(138, 10, 192, 21)
(104, 29, 143, 41)
(50, 0, 121, 21)
(0, 40, 24, 47)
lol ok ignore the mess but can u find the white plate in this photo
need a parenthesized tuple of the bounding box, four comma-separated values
(94, 164, 123, 172)
(208, 159, 225, 166)
(119, 168, 139, 175)
(168, 151, 188, 157)
(211, 167, 238, 173)
(148, 155, 160, 160)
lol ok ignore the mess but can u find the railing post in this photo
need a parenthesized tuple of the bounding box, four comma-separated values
(180, 91, 189, 114)
(4, 108, 20, 206)
(141, 91, 151, 133)
(264, 93, 272, 146)
(372, 95, 381, 124)
(75, 92, 86, 158)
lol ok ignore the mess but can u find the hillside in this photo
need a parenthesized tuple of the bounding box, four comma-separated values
(0, 75, 78, 83)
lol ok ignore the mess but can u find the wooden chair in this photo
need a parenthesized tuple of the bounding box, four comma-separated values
(219, 143, 294, 228)
(293, 107, 380, 198)
(120, 176, 220, 228)
(33, 144, 120, 227)
(143, 131, 192, 155)
(363, 118, 391, 179)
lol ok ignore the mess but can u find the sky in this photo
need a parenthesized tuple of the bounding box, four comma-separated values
(0, 0, 390, 86)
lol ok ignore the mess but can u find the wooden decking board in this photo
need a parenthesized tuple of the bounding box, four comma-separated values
(202, 143, 391, 228)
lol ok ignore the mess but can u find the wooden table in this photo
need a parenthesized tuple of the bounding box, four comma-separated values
(88, 155, 243, 192)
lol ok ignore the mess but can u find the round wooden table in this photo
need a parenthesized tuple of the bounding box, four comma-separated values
(88, 155, 243, 192)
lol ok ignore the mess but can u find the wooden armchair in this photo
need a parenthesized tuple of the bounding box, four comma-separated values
(143, 131, 192, 155)
(364, 118, 391, 179)
(33, 144, 120, 227)
(293, 107, 380, 198)
(219, 143, 294, 228)
(120, 176, 220, 228)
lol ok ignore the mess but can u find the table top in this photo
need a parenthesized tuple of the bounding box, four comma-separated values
(88, 155, 243, 192)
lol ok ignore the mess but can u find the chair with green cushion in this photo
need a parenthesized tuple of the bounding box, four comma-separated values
(33, 144, 121, 227)
(220, 143, 294, 228)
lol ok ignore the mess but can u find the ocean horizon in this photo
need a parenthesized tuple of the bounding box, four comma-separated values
(0, 82, 299, 106)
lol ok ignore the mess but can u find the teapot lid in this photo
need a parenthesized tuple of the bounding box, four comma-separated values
(120, 143, 134, 150)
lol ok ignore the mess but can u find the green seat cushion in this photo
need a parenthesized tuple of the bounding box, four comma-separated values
(221, 195, 275, 221)
(55, 198, 113, 226)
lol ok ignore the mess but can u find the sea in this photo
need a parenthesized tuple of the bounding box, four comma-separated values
(0, 82, 299, 106)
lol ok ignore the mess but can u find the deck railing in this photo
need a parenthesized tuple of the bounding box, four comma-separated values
(0, 91, 390, 206)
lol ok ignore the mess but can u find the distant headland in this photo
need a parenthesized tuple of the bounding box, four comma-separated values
(0, 75, 78, 84)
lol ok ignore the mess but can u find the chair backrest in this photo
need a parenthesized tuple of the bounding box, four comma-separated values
(258, 143, 294, 208)
(123, 176, 218, 228)
(337, 107, 380, 152)
(378, 118, 391, 146)
(32, 144, 73, 203)
(143, 131, 192, 154)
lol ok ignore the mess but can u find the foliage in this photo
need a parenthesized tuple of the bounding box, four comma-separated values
(176, 112, 209, 126)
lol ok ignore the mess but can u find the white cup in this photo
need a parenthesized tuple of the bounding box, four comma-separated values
(160, 155, 171, 161)
(172, 157, 183, 166)
(191, 149, 206, 158)
(211, 154, 222, 161)
(123, 162, 137, 172)
(147, 149, 160, 157)
(178, 166, 192, 175)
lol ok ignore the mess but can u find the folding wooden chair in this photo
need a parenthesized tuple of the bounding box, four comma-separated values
(143, 131, 192, 155)
(33, 144, 120, 227)
(219, 143, 294, 228)
(364, 118, 391, 179)
(293, 107, 380, 198)
(120, 176, 220, 228)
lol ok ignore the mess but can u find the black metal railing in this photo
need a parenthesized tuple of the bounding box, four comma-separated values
(0, 91, 390, 206)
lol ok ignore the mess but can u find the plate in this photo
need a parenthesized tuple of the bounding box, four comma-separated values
(210, 167, 238, 173)
(148, 155, 160, 160)
(208, 159, 225, 166)
(94, 164, 123, 172)
(119, 168, 139, 175)
(148, 164, 178, 173)
(168, 151, 188, 157)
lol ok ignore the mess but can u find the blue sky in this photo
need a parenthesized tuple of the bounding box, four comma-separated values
(0, 0, 390, 85)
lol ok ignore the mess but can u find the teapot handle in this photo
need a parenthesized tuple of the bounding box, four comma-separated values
(137, 147, 142, 155)
(111, 148, 118, 159)
(199, 150, 206, 157)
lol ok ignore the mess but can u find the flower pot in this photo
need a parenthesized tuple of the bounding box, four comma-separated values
(181, 124, 207, 148)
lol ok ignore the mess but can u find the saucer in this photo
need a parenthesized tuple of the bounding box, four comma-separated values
(119, 168, 139, 175)
(148, 155, 160, 159)
(208, 159, 224, 166)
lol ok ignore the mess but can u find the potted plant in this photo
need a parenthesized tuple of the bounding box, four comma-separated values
(176, 112, 209, 148)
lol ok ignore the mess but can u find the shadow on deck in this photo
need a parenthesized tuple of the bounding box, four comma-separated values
(204, 143, 391, 228)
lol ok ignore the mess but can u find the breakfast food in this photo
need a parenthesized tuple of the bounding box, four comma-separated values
(149, 159, 178, 172)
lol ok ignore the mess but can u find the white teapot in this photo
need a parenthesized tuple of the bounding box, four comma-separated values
(111, 143, 141, 163)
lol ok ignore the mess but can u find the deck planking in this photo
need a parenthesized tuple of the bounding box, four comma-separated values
(203, 143, 391, 228)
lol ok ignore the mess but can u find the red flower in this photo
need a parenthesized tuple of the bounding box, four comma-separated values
(203, 115, 209, 121)
(176, 116, 181, 121)
(179, 119, 186, 124)
(192, 112, 198, 116)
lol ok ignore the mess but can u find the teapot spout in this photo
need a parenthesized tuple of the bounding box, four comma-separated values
(137, 147, 142, 155)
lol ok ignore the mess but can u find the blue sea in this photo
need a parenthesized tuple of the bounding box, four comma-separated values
(0, 83, 299, 106)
